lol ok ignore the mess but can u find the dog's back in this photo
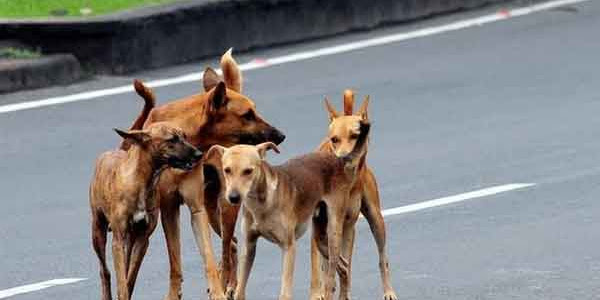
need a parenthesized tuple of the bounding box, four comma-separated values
(275, 152, 344, 198)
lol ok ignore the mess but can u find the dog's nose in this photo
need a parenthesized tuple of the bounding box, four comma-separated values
(228, 191, 241, 204)
(269, 129, 286, 145)
(193, 149, 203, 160)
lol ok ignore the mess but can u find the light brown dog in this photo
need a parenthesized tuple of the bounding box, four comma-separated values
(310, 91, 397, 300)
(205, 120, 370, 300)
(90, 124, 203, 300)
(122, 50, 285, 300)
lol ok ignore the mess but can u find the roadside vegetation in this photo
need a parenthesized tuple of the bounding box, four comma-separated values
(0, 47, 41, 59)
(0, 0, 181, 18)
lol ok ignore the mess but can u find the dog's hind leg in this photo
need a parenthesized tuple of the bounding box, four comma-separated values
(92, 214, 112, 300)
(127, 213, 159, 296)
(160, 200, 184, 300)
(361, 169, 397, 300)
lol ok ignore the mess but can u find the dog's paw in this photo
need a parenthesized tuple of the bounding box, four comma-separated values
(338, 294, 351, 300)
(225, 286, 235, 300)
(206, 288, 227, 300)
(163, 289, 182, 300)
(383, 291, 398, 300)
(309, 293, 325, 300)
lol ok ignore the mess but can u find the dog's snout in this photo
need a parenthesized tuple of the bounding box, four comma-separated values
(268, 129, 286, 145)
(228, 191, 241, 204)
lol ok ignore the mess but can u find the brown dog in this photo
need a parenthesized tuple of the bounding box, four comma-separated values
(310, 91, 397, 300)
(122, 50, 285, 300)
(205, 120, 370, 300)
(90, 124, 202, 300)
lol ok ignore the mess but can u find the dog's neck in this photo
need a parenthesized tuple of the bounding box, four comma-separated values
(120, 145, 165, 212)
(244, 162, 278, 216)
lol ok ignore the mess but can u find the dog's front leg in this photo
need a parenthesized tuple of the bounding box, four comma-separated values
(310, 219, 326, 300)
(279, 241, 297, 300)
(160, 200, 184, 300)
(234, 211, 258, 300)
(112, 229, 130, 300)
(324, 206, 343, 300)
(361, 171, 397, 300)
(127, 212, 159, 296)
(190, 208, 226, 300)
(233, 218, 258, 300)
(181, 172, 226, 300)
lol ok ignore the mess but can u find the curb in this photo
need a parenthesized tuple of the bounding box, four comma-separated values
(0, 54, 83, 93)
(0, 0, 511, 75)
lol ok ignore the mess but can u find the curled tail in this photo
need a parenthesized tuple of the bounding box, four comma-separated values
(119, 79, 156, 150)
(341, 121, 370, 168)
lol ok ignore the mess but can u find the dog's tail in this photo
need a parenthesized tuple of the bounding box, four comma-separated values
(341, 121, 370, 168)
(119, 80, 156, 150)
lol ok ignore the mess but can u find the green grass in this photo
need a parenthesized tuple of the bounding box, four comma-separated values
(0, 0, 182, 18)
(0, 47, 41, 59)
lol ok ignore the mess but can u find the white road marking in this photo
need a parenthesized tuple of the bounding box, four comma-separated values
(0, 278, 86, 299)
(0, 0, 589, 115)
(381, 183, 536, 217)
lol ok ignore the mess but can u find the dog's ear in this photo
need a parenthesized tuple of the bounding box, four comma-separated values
(208, 81, 227, 112)
(256, 142, 280, 159)
(356, 96, 369, 121)
(324, 98, 339, 122)
(204, 145, 226, 165)
(114, 128, 151, 145)
(343, 89, 355, 116)
(220, 48, 242, 93)
(203, 67, 221, 92)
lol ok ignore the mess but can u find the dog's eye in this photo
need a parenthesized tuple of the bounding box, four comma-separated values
(224, 167, 232, 174)
(349, 133, 359, 140)
(169, 136, 179, 143)
(242, 111, 255, 121)
(242, 168, 253, 175)
(330, 136, 340, 144)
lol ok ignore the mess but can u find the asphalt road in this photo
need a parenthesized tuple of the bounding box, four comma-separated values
(1, 0, 600, 299)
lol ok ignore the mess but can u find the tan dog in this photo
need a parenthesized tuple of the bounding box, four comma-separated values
(310, 91, 397, 300)
(90, 124, 203, 300)
(205, 120, 370, 300)
(121, 50, 285, 300)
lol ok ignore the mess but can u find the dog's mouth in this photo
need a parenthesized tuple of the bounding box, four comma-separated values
(168, 157, 198, 171)
(238, 129, 286, 146)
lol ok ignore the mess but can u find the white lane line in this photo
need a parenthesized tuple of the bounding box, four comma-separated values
(0, 278, 86, 299)
(381, 183, 536, 217)
(0, 0, 589, 115)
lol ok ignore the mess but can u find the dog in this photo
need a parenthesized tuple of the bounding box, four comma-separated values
(121, 49, 285, 300)
(205, 119, 370, 300)
(309, 91, 398, 300)
(90, 124, 203, 300)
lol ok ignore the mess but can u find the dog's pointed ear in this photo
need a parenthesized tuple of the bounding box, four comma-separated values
(203, 67, 221, 92)
(114, 128, 151, 145)
(356, 96, 370, 121)
(256, 142, 280, 159)
(220, 48, 242, 93)
(204, 145, 226, 165)
(208, 81, 227, 112)
(343, 89, 355, 116)
(324, 98, 339, 122)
